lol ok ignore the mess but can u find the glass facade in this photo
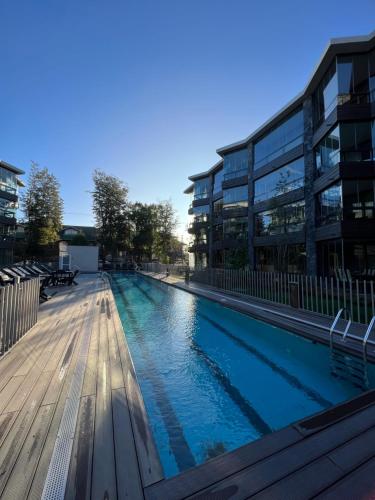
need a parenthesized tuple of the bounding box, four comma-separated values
(255, 201, 305, 236)
(316, 183, 342, 226)
(194, 178, 210, 200)
(0, 167, 17, 195)
(337, 54, 370, 98)
(313, 63, 338, 127)
(223, 149, 248, 181)
(318, 240, 375, 278)
(254, 109, 304, 170)
(255, 244, 306, 273)
(370, 49, 375, 101)
(254, 157, 304, 203)
(342, 180, 375, 220)
(223, 185, 248, 211)
(0, 198, 17, 219)
(223, 217, 248, 240)
(213, 168, 224, 194)
(192, 204, 209, 222)
(213, 198, 223, 218)
(315, 121, 374, 175)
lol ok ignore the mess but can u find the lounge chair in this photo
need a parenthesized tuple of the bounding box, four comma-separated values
(52, 269, 79, 286)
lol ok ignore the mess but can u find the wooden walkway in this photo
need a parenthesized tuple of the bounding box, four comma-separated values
(1, 272, 375, 499)
(0, 274, 162, 500)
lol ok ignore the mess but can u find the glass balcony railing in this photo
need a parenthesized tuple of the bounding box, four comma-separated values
(0, 183, 17, 195)
(0, 209, 16, 219)
(194, 192, 210, 200)
(223, 168, 248, 181)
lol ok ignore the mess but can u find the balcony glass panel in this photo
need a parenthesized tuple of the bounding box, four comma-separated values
(0, 167, 17, 195)
(194, 178, 210, 200)
(342, 179, 375, 220)
(254, 109, 304, 170)
(316, 183, 342, 226)
(255, 201, 305, 236)
(213, 198, 223, 218)
(223, 149, 248, 181)
(213, 169, 224, 194)
(254, 157, 304, 203)
(223, 185, 248, 211)
(223, 216, 248, 240)
(313, 62, 338, 127)
(315, 121, 374, 175)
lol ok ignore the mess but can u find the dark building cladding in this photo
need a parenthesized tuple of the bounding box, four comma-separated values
(0, 160, 24, 266)
(185, 31, 375, 277)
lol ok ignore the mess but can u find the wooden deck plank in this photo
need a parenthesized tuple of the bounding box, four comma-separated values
(252, 457, 343, 500)
(144, 426, 302, 500)
(1, 404, 55, 500)
(185, 404, 375, 499)
(316, 456, 375, 499)
(0, 375, 25, 414)
(109, 282, 164, 488)
(0, 371, 52, 496)
(81, 299, 101, 397)
(91, 291, 117, 499)
(64, 395, 96, 500)
(107, 293, 125, 391)
(112, 387, 143, 500)
(27, 279, 98, 500)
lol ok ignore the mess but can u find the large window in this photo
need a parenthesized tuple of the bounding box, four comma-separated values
(255, 201, 305, 236)
(342, 180, 375, 220)
(213, 198, 223, 218)
(192, 204, 209, 222)
(0, 167, 17, 195)
(254, 109, 304, 170)
(316, 183, 342, 226)
(223, 217, 248, 240)
(313, 62, 338, 127)
(315, 121, 374, 175)
(213, 168, 224, 194)
(194, 178, 210, 200)
(223, 149, 248, 181)
(0, 198, 17, 218)
(223, 185, 248, 211)
(255, 244, 306, 273)
(337, 54, 370, 98)
(254, 157, 304, 203)
(213, 224, 223, 242)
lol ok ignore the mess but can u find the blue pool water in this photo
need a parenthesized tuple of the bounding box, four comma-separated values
(112, 272, 375, 478)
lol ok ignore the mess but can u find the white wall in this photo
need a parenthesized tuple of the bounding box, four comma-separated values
(67, 245, 99, 272)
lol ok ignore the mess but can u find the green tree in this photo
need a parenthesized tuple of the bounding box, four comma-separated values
(154, 200, 178, 263)
(131, 202, 157, 261)
(91, 170, 131, 257)
(21, 162, 63, 256)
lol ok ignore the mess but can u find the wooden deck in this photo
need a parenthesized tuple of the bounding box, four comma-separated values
(1, 272, 375, 499)
(0, 274, 162, 500)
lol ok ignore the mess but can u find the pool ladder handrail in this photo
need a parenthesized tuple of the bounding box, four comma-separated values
(363, 315, 375, 364)
(329, 308, 352, 351)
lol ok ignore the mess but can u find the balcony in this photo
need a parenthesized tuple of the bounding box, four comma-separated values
(188, 216, 209, 234)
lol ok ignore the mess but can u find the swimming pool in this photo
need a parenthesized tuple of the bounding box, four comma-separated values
(112, 272, 375, 478)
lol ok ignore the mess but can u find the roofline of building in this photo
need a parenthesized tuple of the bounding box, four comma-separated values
(0, 160, 25, 175)
(216, 30, 375, 156)
(184, 184, 194, 194)
(188, 159, 224, 182)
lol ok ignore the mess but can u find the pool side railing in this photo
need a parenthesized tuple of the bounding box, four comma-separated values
(142, 263, 375, 326)
(0, 277, 40, 356)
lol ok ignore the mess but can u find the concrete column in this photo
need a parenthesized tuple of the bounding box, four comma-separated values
(303, 97, 317, 275)
(247, 143, 255, 269)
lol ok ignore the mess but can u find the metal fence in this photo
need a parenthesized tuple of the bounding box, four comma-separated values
(190, 268, 375, 326)
(0, 277, 40, 357)
(142, 262, 189, 277)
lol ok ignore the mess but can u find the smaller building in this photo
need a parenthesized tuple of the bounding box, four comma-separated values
(60, 225, 97, 245)
(0, 160, 24, 266)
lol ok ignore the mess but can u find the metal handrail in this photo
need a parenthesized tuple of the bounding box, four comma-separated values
(363, 316, 375, 364)
(329, 308, 352, 350)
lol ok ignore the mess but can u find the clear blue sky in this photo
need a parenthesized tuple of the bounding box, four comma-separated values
(1, 1, 374, 240)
